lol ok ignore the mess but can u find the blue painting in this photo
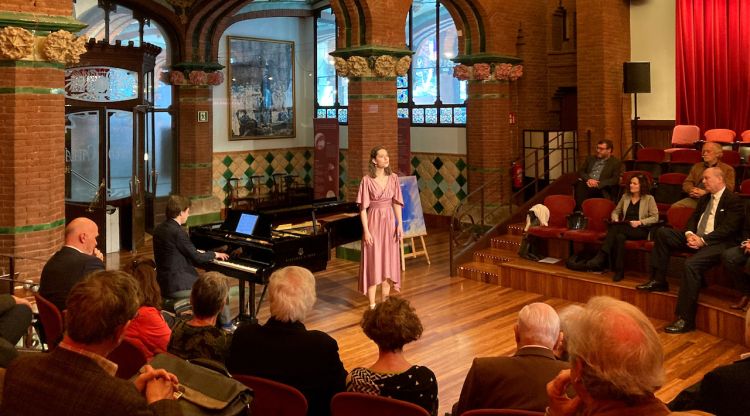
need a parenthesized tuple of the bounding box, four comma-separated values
(399, 176, 427, 238)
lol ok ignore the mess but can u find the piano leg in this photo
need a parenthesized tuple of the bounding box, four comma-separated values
(236, 281, 257, 324)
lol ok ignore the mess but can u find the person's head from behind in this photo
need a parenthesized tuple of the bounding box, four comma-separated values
(268, 266, 316, 322)
(562, 296, 664, 402)
(627, 174, 651, 196)
(65, 217, 99, 255)
(166, 194, 191, 223)
(702, 166, 726, 194)
(65, 270, 141, 347)
(595, 139, 614, 159)
(361, 296, 423, 352)
(124, 258, 162, 309)
(701, 142, 723, 165)
(191, 272, 228, 320)
(514, 302, 562, 351)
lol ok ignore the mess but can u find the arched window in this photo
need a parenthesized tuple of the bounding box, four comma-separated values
(315, 1, 466, 125)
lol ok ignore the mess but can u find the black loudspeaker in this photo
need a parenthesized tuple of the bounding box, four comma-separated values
(623, 62, 651, 93)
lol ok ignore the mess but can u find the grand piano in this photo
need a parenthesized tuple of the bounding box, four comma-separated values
(190, 198, 361, 322)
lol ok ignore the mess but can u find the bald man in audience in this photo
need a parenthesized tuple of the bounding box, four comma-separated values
(546, 296, 669, 416)
(637, 167, 743, 333)
(0, 270, 182, 416)
(39, 217, 105, 312)
(451, 302, 568, 415)
(674, 142, 735, 208)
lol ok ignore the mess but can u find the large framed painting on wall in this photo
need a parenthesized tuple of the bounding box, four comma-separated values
(227, 36, 295, 140)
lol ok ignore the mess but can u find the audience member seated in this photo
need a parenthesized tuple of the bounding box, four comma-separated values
(227, 266, 347, 416)
(673, 142, 735, 208)
(574, 139, 622, 209)
(39, 217, 105, 312)
(123, 259, 171, 360)
(452, 302, 568, 416)
(545, 296, 669, 416)
(347, 296, 438, 416)
(668, 308, 750, 416)
(722, 204, 750, 311)
(637, 167, 744, 333)
(0, 270, 182, 416)
(168, 272, 231, 363)
(0, 294, 33, 367)
(585, 173, 659, 281)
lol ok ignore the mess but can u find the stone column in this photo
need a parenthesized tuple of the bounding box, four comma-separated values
(331, 51, 412, 201)
(0, 13, 86, 279)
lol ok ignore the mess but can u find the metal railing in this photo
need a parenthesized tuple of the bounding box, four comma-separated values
(449, 131, 579, 274)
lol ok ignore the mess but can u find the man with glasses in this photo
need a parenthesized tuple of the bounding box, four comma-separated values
(574, 139, 622, 209)
(674, 142, 735, 208)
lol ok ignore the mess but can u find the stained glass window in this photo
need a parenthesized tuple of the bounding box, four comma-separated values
(397, 108, 409, 119)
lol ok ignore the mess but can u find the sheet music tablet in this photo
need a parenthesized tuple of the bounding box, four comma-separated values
(235, 213, 259, 236)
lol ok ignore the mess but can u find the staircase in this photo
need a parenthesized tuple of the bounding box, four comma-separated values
(457, 224, 524, 285)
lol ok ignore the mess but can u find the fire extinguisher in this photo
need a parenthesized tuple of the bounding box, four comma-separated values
(511, 159, 523, 190)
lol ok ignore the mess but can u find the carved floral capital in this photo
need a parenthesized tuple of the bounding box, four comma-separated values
(334, 54, 412, 78)
(161, 69, 224, 86)
(42, 30, 88, 65)
(0, 26, 34, 61)
(453, 63, 524, 82)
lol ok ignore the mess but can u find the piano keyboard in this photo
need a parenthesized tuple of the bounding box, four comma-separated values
(211, 259, 258, 274)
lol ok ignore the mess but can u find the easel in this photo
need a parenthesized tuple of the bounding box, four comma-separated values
(400, 234, 430, 271)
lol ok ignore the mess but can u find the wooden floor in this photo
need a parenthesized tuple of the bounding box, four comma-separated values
(111, 227, 745, 415)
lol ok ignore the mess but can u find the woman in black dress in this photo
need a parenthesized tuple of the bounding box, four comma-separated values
(347, 296, 438, 415)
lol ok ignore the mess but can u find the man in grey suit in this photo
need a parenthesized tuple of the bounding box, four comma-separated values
(451, 303, 569, 415)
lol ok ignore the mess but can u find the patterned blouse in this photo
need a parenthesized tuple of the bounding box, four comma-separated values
(167, 319, 232, 364)
(347, 365, 438, 415)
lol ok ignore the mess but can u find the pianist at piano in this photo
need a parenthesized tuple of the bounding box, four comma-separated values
(152, 195, 233, 329)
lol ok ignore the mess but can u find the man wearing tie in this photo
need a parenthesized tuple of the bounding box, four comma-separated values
(637, 167, 744, 333)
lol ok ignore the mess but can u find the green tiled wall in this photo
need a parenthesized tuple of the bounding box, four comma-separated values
(212, 149, 467, 216)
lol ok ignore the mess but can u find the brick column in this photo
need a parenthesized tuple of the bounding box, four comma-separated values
(331, 51, 412, 201)
(0, 10, 85, 281)
(576, 0, 631, 156)
(174, 84, 221, 225)
(456, 62, 523, 206)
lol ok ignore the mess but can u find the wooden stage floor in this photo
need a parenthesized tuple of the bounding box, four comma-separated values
(110, 227, 745, 415)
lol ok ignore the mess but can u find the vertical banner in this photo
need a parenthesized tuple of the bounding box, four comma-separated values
(397, 118, 411, 175)
(313, 118, 340, 199)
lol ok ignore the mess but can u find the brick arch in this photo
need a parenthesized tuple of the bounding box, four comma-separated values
(330, 0, 365, 48)
(441, 0, 484, 55)
(184, 0, 249, 63)
(106, 0, 185, 63)
(357, 0, 411, 47)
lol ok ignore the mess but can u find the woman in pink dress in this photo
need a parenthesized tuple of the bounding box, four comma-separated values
(357, 146, 404, 309)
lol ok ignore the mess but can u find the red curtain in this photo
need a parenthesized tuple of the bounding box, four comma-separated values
(676, 0, 750, 135)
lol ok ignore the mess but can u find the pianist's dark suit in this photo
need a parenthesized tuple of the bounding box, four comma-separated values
(152, 218, 216, 296)
(227, 317, 347, 416)
(669, 356, 750, 415)
(39, 246, 105, 312)
(0, 347, 182, 416)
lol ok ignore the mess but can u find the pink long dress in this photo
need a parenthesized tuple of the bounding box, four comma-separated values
(357, 173, 404, 294)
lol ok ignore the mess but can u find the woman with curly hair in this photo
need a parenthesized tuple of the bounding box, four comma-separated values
(347, 296, 437, 415)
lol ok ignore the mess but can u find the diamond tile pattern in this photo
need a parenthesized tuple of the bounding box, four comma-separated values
(213, 150, 467, 217)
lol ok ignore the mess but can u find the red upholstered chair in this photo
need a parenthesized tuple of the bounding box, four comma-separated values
(704, 128, 736, 145)
(330, 392, 429, 416)
(721, 149, 741, 167)
(668, 149, 702, 175)
(739, 130, 750, 146)
(34, 293, 64, 351)
(653, 173, 688, 214)
(665, 125, 700, 154)
(642, 205, 695, 252)
(632, 147, 665, 180)
(461, 409, 545, 416)
(234, 374, 307, 416)
(561, 198, 616, 243)
(740, 179, 750, 195)
(526, 195, 576, 239)
(107, 337, 149, 379)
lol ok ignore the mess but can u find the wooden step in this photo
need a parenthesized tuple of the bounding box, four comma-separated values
(457, 261, 501, 285)
(507, 222, 525, 236)
(490, 234, 523, 250)
(474, 247, 519, 266)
